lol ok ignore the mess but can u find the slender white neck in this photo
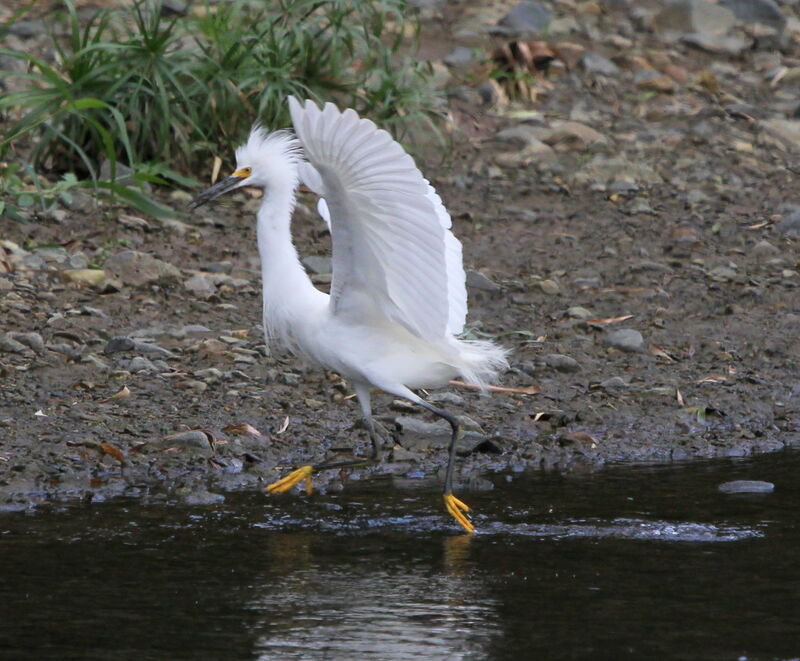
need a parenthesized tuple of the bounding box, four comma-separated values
(256, 183, 321, 345)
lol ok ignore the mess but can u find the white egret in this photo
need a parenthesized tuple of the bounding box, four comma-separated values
(190, 98, 508, 532)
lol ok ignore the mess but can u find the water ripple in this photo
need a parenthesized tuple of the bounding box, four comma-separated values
(485, 517, 764, 542)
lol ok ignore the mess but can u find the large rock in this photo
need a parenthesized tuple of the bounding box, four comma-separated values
(682, 33, 750, 54)
(719, 0, 785, 31)
(492, 1, 551, 38)
(718, 480, 774, 494)
(604, 328, 645, 353)
(535, 121, 608, 149)
(573, 155, 663, 186)
(761, 120, 800, 152)
(104, 250, 181, 287)
(580, 52, 620, 77)
(395, 416, 487, 452)
(655, 0, 736, 35)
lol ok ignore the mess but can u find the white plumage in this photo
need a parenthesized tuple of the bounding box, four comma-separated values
(190, 98, 508, 532)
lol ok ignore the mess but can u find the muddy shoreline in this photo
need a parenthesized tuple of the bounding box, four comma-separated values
(3, 0, 800, 510)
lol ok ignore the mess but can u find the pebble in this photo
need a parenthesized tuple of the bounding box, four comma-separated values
(160, 430, 213, 453)
(654, 0, 736, 36)
(183, 379, 208, 393)
(718, 480, 775, 494)
(566, 306, 593, 319)
(466, 270, 502, 292)
(104, 336, 174, 357)
(720, 0, 785, 30)
(104, 250, 181, 287)
(81, 354, 110, 371)
(573, 155, 663, 186)
(495, 143, 557, 167)
(686, 189, 710, 205)
(63, 269, 108, 288)
(104, 336, 136, 354)
(600, 376, 630, 390)
(604, 328, 644, 353)
(8, 332, 44, 353)
(708, 265, 740, 282)
(181, 490, 225, 505)
(635, 69, 676, 93)
(443, 46, 476, 69)
(184, 273, 218, 299)
(544, 353, 582, 373)
(161, 0, 188, 17)
(538, 279, 560, 295)
(536, 121, 607, 149)
(777, 210, 800, 236)
(428, 392, 466, 407)
(6, 19, 45, 38)
(493, 1, 551, 38)
(161, 218, 191, 234)
(302, 256, 332, 275)
(752, 240, 779, 259)
(0, 333, 28, 354)
(129, 356, 157, 372)
(761, 120, 800, 152)
(395, 415, 486, 452)
(580, 52, 619, 76)
(194, 368, 223, 384)
(682, 33, 751, 55)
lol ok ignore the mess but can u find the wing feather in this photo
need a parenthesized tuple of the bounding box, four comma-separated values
(288, 97, 467, 340)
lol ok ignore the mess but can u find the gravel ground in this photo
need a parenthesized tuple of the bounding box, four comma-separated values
(2, 0, 800, 509)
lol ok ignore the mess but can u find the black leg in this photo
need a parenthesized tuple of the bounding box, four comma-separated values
(417, 401, 461, 495)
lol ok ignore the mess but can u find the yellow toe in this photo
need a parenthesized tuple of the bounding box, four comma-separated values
(444, 492, 475, 534)
(266, 465, 314, 494)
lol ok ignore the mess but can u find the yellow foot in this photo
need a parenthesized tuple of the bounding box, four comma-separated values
(444, 492, 474, 534)
(266, 465, 314, 496)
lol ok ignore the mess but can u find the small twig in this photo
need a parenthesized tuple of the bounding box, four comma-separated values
(449, 380, 540, 395)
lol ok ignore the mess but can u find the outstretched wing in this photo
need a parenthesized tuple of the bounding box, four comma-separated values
(289, 97, 466, 340)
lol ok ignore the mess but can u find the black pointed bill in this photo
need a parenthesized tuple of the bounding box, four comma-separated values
(188, 169, 250, 209)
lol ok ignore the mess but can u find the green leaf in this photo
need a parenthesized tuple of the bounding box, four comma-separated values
(93, 180, 176, 219)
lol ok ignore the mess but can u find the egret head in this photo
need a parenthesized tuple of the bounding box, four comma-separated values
(189, 127, 302, 209)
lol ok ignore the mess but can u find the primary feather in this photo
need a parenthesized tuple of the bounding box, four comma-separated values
(289, 97, 464, 342)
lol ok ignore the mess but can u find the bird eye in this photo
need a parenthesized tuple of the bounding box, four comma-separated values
(234, 167, 252, 178)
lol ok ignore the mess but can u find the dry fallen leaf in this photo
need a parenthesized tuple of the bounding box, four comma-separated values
(101, 385, 130, 403)
(100, 442, 125, 463)
(450, 380, 540, 395)
(650, 344, 677, 362)
(696, 375, 728, 383)
(676, 388, 685, 407)
(586, 314, 634, 325)
(223, 422, 264, 438)
(275, 416, 290, 435)
(118, 214, 150, 231)
(211, 155, 223, 183)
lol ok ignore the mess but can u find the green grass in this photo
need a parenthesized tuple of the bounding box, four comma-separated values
(0, 0, 442, 220)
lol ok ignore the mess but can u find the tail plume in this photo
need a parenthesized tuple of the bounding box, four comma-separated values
(454, 338, 510, 390)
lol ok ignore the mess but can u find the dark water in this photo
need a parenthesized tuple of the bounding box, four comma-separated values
(2, 452, 799, 661)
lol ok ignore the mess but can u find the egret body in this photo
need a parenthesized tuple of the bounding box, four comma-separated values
(190, 98, 508, 532)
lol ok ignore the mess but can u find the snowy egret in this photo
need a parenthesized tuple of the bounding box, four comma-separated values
(190, 98, 508, 532)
